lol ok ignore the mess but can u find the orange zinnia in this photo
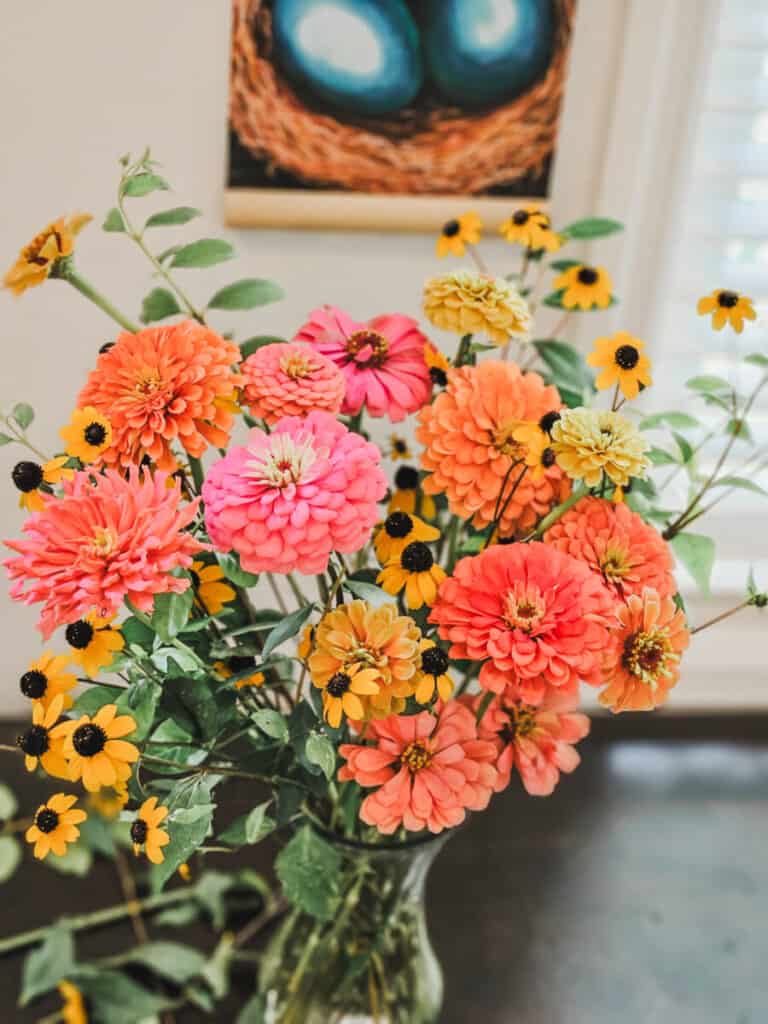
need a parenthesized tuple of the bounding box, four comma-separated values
(77, 320, 243, 470)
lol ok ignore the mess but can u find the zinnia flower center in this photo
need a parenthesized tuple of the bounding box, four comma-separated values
(400, 740, 432, 773)
(345, 329, 389, 368)
(442, 219, 460, 237)
(401, 542, 433, 573)
(89, 526, 118, 558)
(134, 370, 164, 394)
(17, 725, 50, 757)
(614, 345, 639, 369)
(512, 210, 530, 225)
(622, 629, 675, 685)
(717, 290, 738, 308)
(20, 670, 48, 699)
(246, 432, 318, 488)
(394, 466, 419, 491)
(12, 461, 43, 493)
(499, 704, 536, 743)
(503, 585, 546, 634)
(84, 422, 107, 446)
(421, 646, 448, 676)
(326, 671, 351, 697)
(538, 411, 561, 435)
(130, 819, 149, 844)
(577, 267, 599, 285)
(385, 511, 413, 539)
(66, 620, 95, 650)
(35, 808, 60, 834)
(72, 723, 107, 757)
(493, 423, 525, 458)
(600, 545, 632, 582)
(280, 351, 313, 379)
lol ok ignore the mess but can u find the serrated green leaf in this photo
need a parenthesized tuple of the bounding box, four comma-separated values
(275, 825, 341, 921)
(561, 216, 623, 239)
(262, 603, 316, 659)
(12, 403, 34, 430)
(171, 238, 235, 269)
(0, 783, 18, 820)
(639, 411, 700, 431)
(161, 677, 219, 741)
(671, 532, 716, 596)
(140, 286, 181, 324)
(20, 927, 75, 1005)
(0, 836, 21, 885)
(215, 551, 260, 587)
(112, 941, 205, 983)
(72, 684, 124, 716)
(686, 375, 732, 393)
(219, 802, 276, 847)
(115, 678, 161, 742)
(151, 803, 215, 892)
(102, 207, 125, 233)
(208, 278, 284, 311)
(305, 732, 336, 780)
(251, 708, 289, 743)
(343, 577, 392, 608)
(240, 335, 286, 359)
(145, 206, 202, 228)
(73, 967, 173, 1022)
(120, 615, 155, 649)
(121, 172, 170, 198)
(712, 475, 768, 496)
(151, 586, 194, 641)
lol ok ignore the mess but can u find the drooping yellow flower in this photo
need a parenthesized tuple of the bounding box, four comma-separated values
(131, 796, 171, 864)
(25, 793, 87, 860)
(87, 781, 129, 820)
(53, 703, 138, 792)
(424, 342, 450, 388)
(388, 464, 436, 520)
(388, 434, 412, 461)
(191, 559, 236, 615)
(423, 269, 531, 345)
(58, 979, 88, 1024)
(16, 694, 69, 778)
(297, 624, 315, 661)
(18, 651, 76, 711)
(499, 205, 561, 252)
(11, 456, 75, 513)
(60, 407, 112, 464)
(696, 289, 756, 333)
(374, 511, 440, 565)
(214, 657, 266, 690)
(414, 638, 454, 704)
(512, 422, 558, 482)
(3, 214, 92, 296)
(378, 542, 447, 610)
(65, 613, 124, 677)
(553, 264, 613, 310)
(551, 408, 650, 489)
(435, 212, 483, 258)
(587, 332, 652, 400)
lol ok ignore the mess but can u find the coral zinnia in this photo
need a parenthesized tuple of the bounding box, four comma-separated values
(553, 264, 613, 310)
(436, 212, 483, 258)
(430, 542, 617, 706)
(599, 588, 689, 712)
(131, 796, 171, 864)
(587, 332, 652, 400)
(19, 652, 76, 711)
(54, 703, 139, 792)
(338, 702, 498, 834)
(295, 306, 431, 422)
(423, 269, 531, 346)
(544, 496, 675, 604)
(241, 341, 346, 424)
(76, 320, 243, 470)
(471, 690, 590, 796)
(203, 411, 386, 575)
(3, 213, 92, 296)
(308, 600, 422, 719)
(5, 468, 203, 639)
(25, 793, 87, 860)
(417, 361, 569, 537)
(697, 289, 756, 333)
(551, 408, 650, 490)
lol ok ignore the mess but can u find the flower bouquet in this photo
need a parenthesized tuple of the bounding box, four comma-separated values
(0, 153, 765, 1024)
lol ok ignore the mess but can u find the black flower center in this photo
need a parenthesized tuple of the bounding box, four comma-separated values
(614, 344, 639, 370)
(130, 819, 148, 844)
(577, 267, 599, 285)
(228, 655, 256, 673)
(17, 725, 49, 757)
(327, 672, 351, 697)
(422, 646, 449, 676)
(442, 219, 460, 237)
(84, 422, 107, 446)
(393, 439, 408, 454)
(99, 341, 115, 354)
(65, 620, 94, 650)
(541, 447, 556, 468)
(20, 670, 48, 699)
(717, 290, 739, 308)
(394, 466, 419, 491)
(385, 511, 413, 539)
(35, 808, 60, 834)
(512, 210, 529, 225)
(401, 541, 433, 573)
(538, 410, 561, 435)
(429, 367, 448, 387)
(12, 461, 43, 493)
(72, 723, 107, 757)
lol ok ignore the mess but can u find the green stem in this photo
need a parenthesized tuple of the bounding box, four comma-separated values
(529, 484, 586, 540)
(690, 598, 761, 636)
(285, 573, 309, 608)
(187, 456, 205, 494)
(52, 258, 139, 333)
(475, 690, 494, 726)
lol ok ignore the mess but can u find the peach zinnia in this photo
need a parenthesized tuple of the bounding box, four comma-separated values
(416, 361, 569, 538)
(76, 320, 242, 471)
(544, 496, 675, 604)
(430, 542, 617, 706)
(241, 341, 346, 424)
(338, 702, 498, 834)
(599, 588, 689, 712)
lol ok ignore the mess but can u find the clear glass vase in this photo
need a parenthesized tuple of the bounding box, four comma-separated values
(260, 828, 449, 1024)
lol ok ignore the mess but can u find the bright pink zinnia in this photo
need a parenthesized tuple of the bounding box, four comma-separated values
(338, 701, 498, 834)
(294, 306, 431, 422)
(429, 542, 617, 706)
(467, 690, 590, 796)
(5, 469, 203, 638)
(241, 342, 346, 425)
(203, 410, 387, 575)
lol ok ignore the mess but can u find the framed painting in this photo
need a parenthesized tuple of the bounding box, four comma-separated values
(225, 0, 577, 230)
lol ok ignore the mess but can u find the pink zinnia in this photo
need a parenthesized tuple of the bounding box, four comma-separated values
(5, 469, 204, 638)
(294, 306, 431, 421)
(467, 690, 590, 796)
(429, 542, 617, 706)
(241, 342, 346, 425)
(338, 701, 498, 834)
(203, 410, 387, 575)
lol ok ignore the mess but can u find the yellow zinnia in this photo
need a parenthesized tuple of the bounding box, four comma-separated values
(587, 331, 652, 400)
(3, 213, 92, 296)
(436, 212, 483, 258)
(499, 205, 561, 252)
(553, 264, 613, 310)
(697, 289, 756, 333)
(551, 408, 650, 489)
(423, 269, 531, 345)
(60, 407, 112, 464)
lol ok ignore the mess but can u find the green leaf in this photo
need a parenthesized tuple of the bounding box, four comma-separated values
(251, 708, 289, 743)
(672, 431, 694, 464)
(711, 475, 768, 497)
(151, 586, 195, 641)
(208, 278, 284, 311)
(215, 551, 260, 587)
(200, 933, 234, 1000)
(219, 802, 276, 847)
(195, 871, 235, 928)
(102, 207, 125, 233)
(114, 941, 205, 984)
(240, 335, 285, 359)
(151, 803, 215, 891)
(72, 684, 124, 716)
(639, 411, 700, 431)
(78, 814, 116, 857)
(275, 825, 341, 921)
(0, 836, 21, 884)
(0, 432, 13, 445)
(542, 290, 565, 309)
(115, 678, 161, 742)
(20, 927, 75, 1005)
(44, 844, 93, 877)
(74, 968, 173, 1022)
(0, 783, 18, 819)
(549, 259, 582, 271)
(237, 994, 267, 1023)
(140, 286, 181, 324)
(145, 206, 202, 228)
(745, 353, 768, 368)
(170, 238, 236, 269)
(533, 339, 594, 397)
(561, 216, 623, 239)
(726, 418, 753, 443)
(305, 732, 336, 780)
(12, 403, 34, 430)
(162, 677, 219, 741)
(671, 532, 716, 596)
(262, 603, 316, 659)
(343, 577, 392, 608)
(648, 446, 678, 466)
(120, 615, 155, 650)
(121, 172, 170, 198)
(686, 375, 732, 394)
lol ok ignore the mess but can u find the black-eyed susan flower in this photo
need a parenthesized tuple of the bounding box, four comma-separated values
(11, 456, 74, 513)
(388, 465, 436, 520)
(3, 214, 92, 296)
(697, 289, 756, 333)
(53, 704, 138, 792)
(516, 430, 558, 482)
(554, 264, 613, 310)
(414, 638, 453, 704)
(131, 796, 170, 864)
(499, 205, 561, 252)
(59, 407, 112, 463)
(318, 664, 381, 728)
(16, 694, 69, 778)
(388, 434, 412, 461)
(374, 511, 440, 565)
(424, 342, 450, 388)
(214, 656, 266, 690)
(19, 651, 76, 711)
(378, 541, 447, 610)
(436, 212, 483, 258)
(25, 793, 87, 860)
(58, 979, 88, 1024)
(587, 332, 652, 400)
(65, 613, 124, 677)
(87, 781, 128, 820)
(190, 559, 236, 615)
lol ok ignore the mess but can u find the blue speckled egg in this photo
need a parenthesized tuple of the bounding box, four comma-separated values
(421, 0, 555, 109)
(272, 0, 423, 116)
